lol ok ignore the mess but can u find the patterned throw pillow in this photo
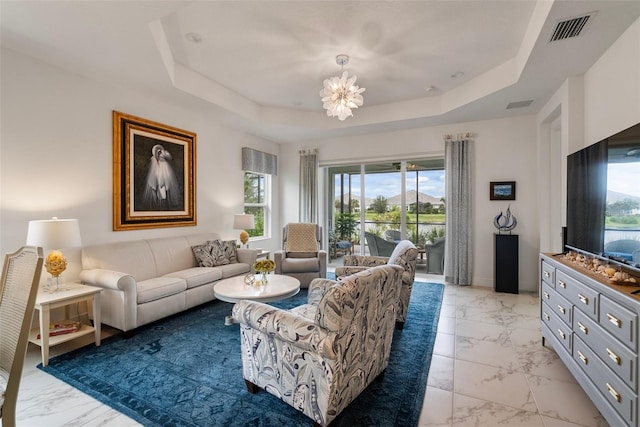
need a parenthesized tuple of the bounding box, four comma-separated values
(208, 240, 230, 266)
(191, 242, 216, 267)
(220, 240, 238, 264)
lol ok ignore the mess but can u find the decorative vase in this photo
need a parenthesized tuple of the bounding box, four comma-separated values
(261, 272, 268, 285)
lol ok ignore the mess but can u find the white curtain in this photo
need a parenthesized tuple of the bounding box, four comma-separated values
(444, 135, 473, 285)
(299, 149, 318, 223)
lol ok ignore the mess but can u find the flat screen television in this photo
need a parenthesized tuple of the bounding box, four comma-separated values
(566, 122, 640, 274)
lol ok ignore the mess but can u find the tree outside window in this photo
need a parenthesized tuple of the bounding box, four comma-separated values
(244, 172, 270, 238)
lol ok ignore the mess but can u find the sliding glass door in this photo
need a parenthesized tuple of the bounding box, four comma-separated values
(328, 159, 445, 256)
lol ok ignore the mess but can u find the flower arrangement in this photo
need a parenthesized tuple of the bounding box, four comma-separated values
(254, 259, 276, 273)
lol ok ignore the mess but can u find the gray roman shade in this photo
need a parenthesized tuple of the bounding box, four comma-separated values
(242, 147, 277, 175)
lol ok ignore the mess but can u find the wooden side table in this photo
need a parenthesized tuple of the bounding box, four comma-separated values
(28, 282, 102, 366)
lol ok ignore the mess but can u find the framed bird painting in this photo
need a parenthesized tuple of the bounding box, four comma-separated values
(112, 111, 196, 230)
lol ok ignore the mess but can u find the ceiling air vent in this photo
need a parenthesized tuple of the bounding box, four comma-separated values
(550, 14, 593, 42)
(506, 100, 533, 110)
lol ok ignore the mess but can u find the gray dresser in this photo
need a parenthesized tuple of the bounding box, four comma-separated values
(540, 253, 640, 426)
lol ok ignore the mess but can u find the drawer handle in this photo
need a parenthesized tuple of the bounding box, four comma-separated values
(543, 312, 550, 321)
(558, 280, 566, 289)
(558, 305, 566, 315)
(544, 271, 551, 278)
(558, 329, 566, 340)
(543, 291, 550, 299)
(607, 313, 622, 328)
(578, 322, 588, 334)
(607, 383, 621, 403)
(607, 348, 622, 365)
(578, 350, 588, 365)
(578, 294, 589, 305)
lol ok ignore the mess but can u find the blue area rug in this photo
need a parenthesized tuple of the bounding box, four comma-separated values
(39, 278, 443, 426)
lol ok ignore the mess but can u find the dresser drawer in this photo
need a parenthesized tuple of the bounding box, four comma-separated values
(556, 270, 599, 320)
(600, 295, 638, 352)
(574, 309, 638, 391)
(541, 260, 555, 287)
(542, 282, 572, 327)
(542, 306, 572, 353)
(574, 335, 637, 426)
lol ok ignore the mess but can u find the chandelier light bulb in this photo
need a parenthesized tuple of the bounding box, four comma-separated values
(320, 56, 365, 121)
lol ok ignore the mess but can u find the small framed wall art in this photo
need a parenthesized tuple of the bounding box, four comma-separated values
(490, 181, 516, 201)
(113, 111, 196, 230)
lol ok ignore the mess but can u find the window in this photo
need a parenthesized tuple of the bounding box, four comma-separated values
(244, 171, 270, 238)
(329, 159, 445, 254)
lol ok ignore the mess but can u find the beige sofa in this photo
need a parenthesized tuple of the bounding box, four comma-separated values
(80, 233, 257, 332)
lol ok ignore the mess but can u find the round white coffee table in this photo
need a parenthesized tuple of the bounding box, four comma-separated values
(214, 274, 301, 325)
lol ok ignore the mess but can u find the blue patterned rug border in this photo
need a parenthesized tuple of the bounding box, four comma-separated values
(39, 279, 444, 427)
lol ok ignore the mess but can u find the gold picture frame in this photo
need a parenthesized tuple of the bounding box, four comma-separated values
(113, 111, 196, 231)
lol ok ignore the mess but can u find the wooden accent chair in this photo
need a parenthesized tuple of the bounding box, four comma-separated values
(0, 246, 43, 427)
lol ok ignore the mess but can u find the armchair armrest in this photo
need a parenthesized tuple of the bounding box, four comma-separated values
(308, 278, 338, 305)
(79, 268, 136, 292)
(273, 250, 285, 274)
(232, 300, 337, 359)
(343, 255, 389, 267)
(334, 266, 368, 278)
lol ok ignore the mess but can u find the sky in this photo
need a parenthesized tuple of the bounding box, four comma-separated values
(334, 170, 446, 199)
(608, 162, 640, 198)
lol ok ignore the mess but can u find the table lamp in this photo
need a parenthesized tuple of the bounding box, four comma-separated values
(233, 214, 255, 247)
(26, 217, 82, 291)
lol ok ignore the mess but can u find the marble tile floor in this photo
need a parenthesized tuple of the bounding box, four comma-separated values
(7, 274, 610, 427)
(418, 279, 610, 427)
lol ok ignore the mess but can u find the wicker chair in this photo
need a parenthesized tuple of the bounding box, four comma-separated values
(0, 246, 43, 427)
(364, 232, 397, 257)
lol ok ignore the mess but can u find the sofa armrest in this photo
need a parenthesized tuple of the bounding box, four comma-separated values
(232, 300, 337, 359)
(79, 268, 138, 331)
(236, 248, 259, 270)
(79, 268, 136, 292)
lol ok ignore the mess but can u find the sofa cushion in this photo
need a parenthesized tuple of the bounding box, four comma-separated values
(217, 262, 251, 278)
(147, 236, 198, 277)
(164, 267, 223, 289)
(137, 277, 187, 304)
(82, 240, 157, 282)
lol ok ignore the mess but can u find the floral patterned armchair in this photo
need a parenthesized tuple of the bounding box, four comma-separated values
(335, 240, 418, 329)
(232, 264, 403, 427)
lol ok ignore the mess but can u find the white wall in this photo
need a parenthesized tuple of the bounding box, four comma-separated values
(0, 48, 281, 281)
(280, 116, 540, 292)
(584, 16, 640, 147)
(537, 16, 640, 258)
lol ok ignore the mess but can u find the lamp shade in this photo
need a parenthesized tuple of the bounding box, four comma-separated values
(26, 218, 82, 249)
(233, 214, 255, 230)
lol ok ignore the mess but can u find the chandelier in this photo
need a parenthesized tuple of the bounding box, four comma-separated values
(320, 54, 365, 121)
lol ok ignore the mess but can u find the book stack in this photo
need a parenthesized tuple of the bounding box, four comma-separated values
(37, 320, 81, 339)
